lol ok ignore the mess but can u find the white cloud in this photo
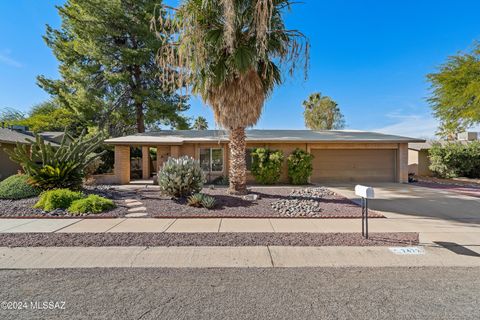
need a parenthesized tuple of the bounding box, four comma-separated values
(374, 114, 438, 139)
(0, 50, 23, 68)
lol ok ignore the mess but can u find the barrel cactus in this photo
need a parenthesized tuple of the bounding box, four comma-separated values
(158, 156, 205, 198)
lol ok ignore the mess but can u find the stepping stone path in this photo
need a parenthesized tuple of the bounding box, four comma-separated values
(124, 199, 148, 217)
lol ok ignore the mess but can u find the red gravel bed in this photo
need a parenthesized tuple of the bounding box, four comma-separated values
(141, 187, 384, 218)
(0, 232, 418, 247)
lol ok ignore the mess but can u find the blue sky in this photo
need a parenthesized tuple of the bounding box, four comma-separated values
(1, 0, 480, 138)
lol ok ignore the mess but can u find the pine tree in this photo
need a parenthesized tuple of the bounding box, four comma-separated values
(38, 0, 189, 136)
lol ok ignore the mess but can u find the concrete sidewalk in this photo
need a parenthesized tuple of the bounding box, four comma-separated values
(0, 244, 479, 269)
(2, 217, 480, 233)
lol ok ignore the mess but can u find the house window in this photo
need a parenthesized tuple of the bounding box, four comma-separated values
(200, 148, 224, 172)
(245, 148, 254, 171)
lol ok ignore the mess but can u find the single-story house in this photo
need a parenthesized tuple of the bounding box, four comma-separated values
(0, 127, 61, 180)
(101, 130, 424, 185)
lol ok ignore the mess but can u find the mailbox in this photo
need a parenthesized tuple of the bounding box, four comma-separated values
(355, 185, 375, 199)
(354, 185, 374, 239)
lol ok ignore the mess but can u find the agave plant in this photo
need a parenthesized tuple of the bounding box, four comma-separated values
(187, 193, 205, 207)
(200, 194, 217, 209)
(6, 131, 105, 190)
(154, 0, 309, 194)
(187, 193, 216, 209)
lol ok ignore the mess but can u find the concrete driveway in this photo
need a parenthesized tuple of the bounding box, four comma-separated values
(326, 182, 480, 222)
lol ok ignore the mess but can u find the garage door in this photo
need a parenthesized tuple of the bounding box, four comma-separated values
(311, 149, 396, 182)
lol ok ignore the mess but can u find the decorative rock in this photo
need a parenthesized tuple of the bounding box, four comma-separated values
(127, 206, 147, 213)
(270, 187, 336, 217)
(125, 212, 148, 217)
(125, 201, 143, 207)
(243, 194, 259, 201)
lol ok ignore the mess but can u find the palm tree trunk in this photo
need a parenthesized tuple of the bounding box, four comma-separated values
(228, 127, 247, 194)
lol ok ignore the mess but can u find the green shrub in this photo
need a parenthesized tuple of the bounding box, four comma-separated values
(6, 131, 105, 190)
(68, 195, 115, 215)
(34, 189, 84, 212)
(429, 141, 480, 178)
(187, 193, 216, 209)
(287, 149, 314, 185)
(158, 156, 205, 197)
(251, 148, 284, 184)
(0, 174, 41, 199)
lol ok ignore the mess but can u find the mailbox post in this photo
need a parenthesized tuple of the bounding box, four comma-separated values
(355, 185, 375, 239)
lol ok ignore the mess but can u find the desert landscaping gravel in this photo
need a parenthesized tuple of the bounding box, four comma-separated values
(0, 232, 418, 247)
(141, 186, 384, 218)
(0, 186, 383, 218)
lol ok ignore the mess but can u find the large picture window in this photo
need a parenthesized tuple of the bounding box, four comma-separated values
(200, 148, 224, 172)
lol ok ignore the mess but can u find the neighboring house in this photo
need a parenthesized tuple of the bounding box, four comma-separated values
(37, 131, 70, 144)
(0, 127, 60, 180)
(102, 130, 424, 185)
(408, 132, 479, 177)
(408, 142, 434, 176)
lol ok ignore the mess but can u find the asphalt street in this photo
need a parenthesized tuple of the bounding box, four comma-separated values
(0, 267, 479, 320)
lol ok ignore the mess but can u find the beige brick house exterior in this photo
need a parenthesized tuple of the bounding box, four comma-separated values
(101, 130, 424, 185)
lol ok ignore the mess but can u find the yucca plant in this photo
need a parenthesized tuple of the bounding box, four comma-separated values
(6, 131, 105, 190)
(154, 0, 309, 194)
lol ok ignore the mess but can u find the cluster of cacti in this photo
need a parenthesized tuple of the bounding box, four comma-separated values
(6, 131, 105, 190)
(187, 193, 216, 209)
(158, 156, 205, 198)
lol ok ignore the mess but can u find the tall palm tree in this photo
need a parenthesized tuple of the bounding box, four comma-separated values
(155, 0, 309, 194)
(192, 116, 209, 130)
